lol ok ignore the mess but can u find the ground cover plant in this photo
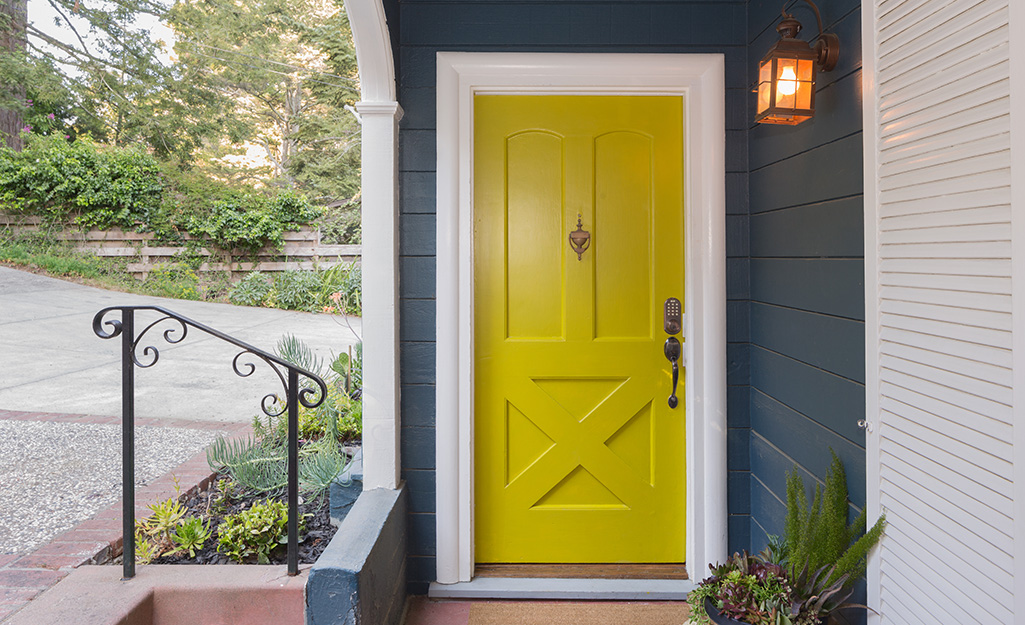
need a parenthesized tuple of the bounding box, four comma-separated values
(689, 453, 885, 625)
(129, 476, 337, 566)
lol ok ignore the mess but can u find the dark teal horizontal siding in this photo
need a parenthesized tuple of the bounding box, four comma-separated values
(400, 299, 436, 342)
(750, 197, 863, 258)
(400, 3, 746, 47)
(400, 257, 435, 299)
(750, 258, 864, 320)
(400, 172, 437, 214)
(750, 435, 863, 547)
(747, 0, 864, 576)
(750, 393, 865, 507)
(408, 512, 437, 556)
(748, 0, 859, 53)
(402, 469, 436, 513)
(400, 342, 435, 385)
(749, 133, 863, 213)
(401, 384, 436, 428)
(751, 303, 864, 383)
(750, 349, 865, 445)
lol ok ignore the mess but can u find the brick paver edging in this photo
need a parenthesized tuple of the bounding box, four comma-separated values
(0, 410, 250, 622)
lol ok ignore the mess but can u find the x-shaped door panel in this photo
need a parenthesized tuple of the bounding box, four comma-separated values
(502, 374, 658, 513)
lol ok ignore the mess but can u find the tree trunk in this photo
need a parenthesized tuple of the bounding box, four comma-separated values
(0, 0, 27, 150)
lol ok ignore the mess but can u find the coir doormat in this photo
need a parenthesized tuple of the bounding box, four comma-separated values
(468, 601, 691, 625)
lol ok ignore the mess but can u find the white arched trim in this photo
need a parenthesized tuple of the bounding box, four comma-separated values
(433, 52, 728, 589)
(343, 0, 396, 103)
(343, 0, 402, 490)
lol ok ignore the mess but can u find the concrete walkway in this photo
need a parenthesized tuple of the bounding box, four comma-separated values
(0, 266, 360, 423)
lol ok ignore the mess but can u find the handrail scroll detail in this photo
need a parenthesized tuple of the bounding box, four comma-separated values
(93, 305, 327, 579)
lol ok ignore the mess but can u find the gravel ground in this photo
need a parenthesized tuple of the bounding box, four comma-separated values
(0, 420, 220, 554)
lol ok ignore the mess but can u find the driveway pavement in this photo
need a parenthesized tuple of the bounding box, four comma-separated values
(0, 266, 360, 423)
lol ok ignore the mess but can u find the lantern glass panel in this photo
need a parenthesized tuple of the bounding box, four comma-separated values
(796, 59, 815, 109)
(757, 60, 772, 115)
(775, 59, 799, 109)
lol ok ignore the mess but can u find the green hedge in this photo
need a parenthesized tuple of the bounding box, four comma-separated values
(0, 137, 163, 229)
(0, 138, 322, 251)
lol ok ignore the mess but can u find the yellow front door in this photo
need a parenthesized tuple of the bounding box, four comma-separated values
(473, 95, 686, 564)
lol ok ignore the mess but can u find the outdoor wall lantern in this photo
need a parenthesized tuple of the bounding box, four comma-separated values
(755, 0, 839, 125)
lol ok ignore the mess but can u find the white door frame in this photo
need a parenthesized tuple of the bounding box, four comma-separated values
(434, 52, 728, 584)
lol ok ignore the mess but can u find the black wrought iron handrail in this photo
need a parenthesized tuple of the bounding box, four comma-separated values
(92, 305, 327, 579)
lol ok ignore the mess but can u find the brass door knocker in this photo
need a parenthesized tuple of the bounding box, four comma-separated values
(568, 214, 591, 260)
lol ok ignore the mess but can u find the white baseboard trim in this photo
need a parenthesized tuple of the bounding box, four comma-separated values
(428, 577, 696, 601)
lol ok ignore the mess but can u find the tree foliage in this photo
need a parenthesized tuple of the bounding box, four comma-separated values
(3, 0, 361, 206)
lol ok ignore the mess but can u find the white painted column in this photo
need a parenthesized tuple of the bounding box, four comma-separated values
(343, 0, 403, 491)
(358, 100, 403, 490)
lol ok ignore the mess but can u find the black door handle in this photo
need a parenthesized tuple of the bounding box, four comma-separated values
(664, 337, 681, 408)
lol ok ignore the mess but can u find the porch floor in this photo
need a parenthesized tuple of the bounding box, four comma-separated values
(404, 596, 691, 625)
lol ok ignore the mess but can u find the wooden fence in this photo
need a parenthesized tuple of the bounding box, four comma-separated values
(1, 216, 361, 280)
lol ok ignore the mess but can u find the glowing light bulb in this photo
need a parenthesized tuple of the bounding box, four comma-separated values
(777, 66, 798, 96)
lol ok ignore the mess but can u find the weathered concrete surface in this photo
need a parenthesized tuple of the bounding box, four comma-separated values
(0, 266, 360, 423)
(5, 564, 308, 625)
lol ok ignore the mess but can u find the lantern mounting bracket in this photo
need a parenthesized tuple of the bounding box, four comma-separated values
(780, 0, 838, 71)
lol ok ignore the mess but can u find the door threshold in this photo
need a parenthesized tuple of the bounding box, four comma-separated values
(428, 577, 695, 601)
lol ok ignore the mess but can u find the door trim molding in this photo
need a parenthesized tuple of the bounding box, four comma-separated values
(435, 52, 728, 584)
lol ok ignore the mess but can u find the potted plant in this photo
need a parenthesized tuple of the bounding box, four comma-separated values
(689, 453, 885, 625)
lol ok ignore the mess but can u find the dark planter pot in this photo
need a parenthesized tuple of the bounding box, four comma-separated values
(703, 598, 749, 625)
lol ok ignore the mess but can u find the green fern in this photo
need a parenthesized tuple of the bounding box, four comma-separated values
(785, 451, 886, 586)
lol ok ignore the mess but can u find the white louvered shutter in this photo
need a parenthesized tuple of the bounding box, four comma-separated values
(864, 0, 1016, 623)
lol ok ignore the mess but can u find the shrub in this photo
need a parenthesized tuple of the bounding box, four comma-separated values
(186, 191, 322, 253)
(319, 262, 361, 316)
(318, 202, 361, 244)
(229, 271, 273, 307)
(271, 269, 323, 311)
(0, 137, 163, 228)
(216, 499, 301, 564)
(273, 191, 322, 227)
(188, 196, 286, 253)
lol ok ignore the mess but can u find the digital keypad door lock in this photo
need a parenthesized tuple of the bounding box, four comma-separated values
(664, 297, 682, 335)
(663, 298, 682, 409)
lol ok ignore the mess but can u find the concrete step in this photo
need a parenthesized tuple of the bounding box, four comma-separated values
(6, 565, 308, 625)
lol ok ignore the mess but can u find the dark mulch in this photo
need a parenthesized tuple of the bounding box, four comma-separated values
(117, 477, 337, 566)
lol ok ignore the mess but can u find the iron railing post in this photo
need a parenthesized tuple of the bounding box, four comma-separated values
(287, 368, 299, 576)
(121, 308, 135, 580)
(93, 305, 326, 578)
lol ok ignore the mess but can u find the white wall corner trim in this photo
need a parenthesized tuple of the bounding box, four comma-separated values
(434, 51, 728, 585)
(1009, 1, 1025, 621)
(344, 0, 402, 490)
